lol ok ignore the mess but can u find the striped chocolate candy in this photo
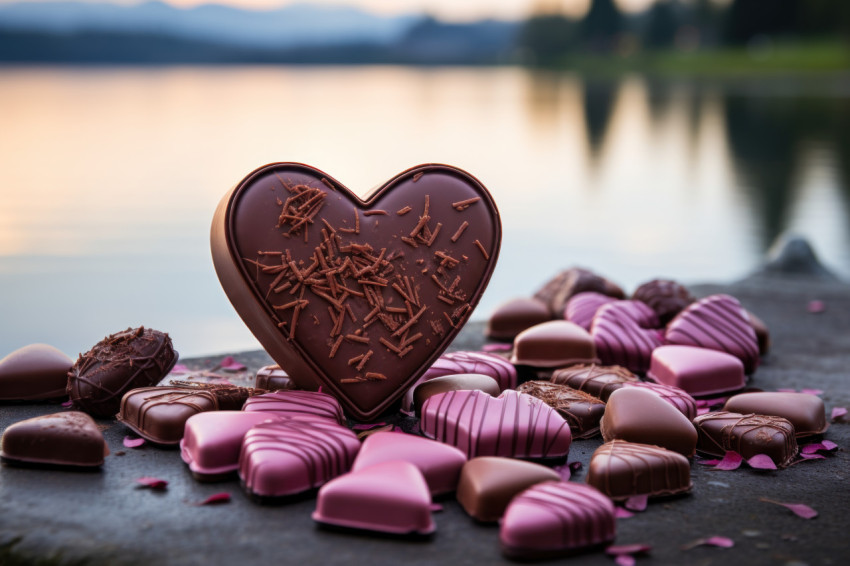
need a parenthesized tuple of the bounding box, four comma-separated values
(564, 292, 617, 331)
(590, 300, 663, 374)
(241, 390, 345, 424)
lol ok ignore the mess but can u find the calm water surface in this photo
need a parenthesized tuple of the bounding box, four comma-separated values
(1, 66, 848, 357)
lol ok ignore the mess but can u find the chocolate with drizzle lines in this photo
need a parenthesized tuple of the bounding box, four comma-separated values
(693, 411, 798, 468)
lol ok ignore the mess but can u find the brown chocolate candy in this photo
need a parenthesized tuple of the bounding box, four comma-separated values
(0, 343, 73, 400)
(254, 365, 295, 391)
(1, 411, 108, 468)
(724, 392, 827, 437)
(586, 440, 692, 500)
(550, 363, 638, 401)
(486, 297, 551, 341)
(632, 279, 695, 325)
(510, 321, 597, 369)
(533, 267, 624, 318)
(693, 411, 798, 468)
(516, 381, 605, 439)
(67, 327, 178, 417)
(412, 373, 500, 416)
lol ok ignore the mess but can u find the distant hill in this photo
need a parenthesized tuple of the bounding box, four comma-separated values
(0, 2, 520, 64)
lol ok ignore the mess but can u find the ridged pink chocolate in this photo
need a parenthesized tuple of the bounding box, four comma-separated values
(500, 481, 616, 560)
(665, 294, 760, 374)
(239, 418, 360, 497)
(586, 440, 692, 500)
(590, 300, 662, 374)
(241, 390, 345, 424)
(619, 381, 697, 420)
(564, 292, 617, 331)
(419, 389, 571, 460)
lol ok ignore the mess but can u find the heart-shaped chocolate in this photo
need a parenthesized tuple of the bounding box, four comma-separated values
(212, 163, 501, 421)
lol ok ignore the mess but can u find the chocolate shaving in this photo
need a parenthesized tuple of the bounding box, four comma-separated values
(451, 221, 469, 242)
(452, 197, 480, 211)
(412, 172, 424, 183)
(363, 210, 388, 216)
(473, 239, 490, 260)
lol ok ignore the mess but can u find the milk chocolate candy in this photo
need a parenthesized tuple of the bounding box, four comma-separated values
(724, 392, 828, 437)
(564, 292, 616, 331)
(500, 481, 616, 560)
(254, 364, 295, 391)
(601, 387, 697, 457)
(511, 321, 598, 369)
(590, 300, 663, 374)
(1, 411, 108, 468)
(411, 373, 500, 416)
(486, 297, 551, 341)
(456, 457, 560, 522)
(632, 279, 695, 325)
(516, 381, 605, 439)
(533, 267, 625, 318)
(67, 326, 178, 417)
(586, 440, 692, 500)
(647, 345, 746, 397)
(0, 344, 73, 401)
(550, 363, 638, 401)
(211, 163, 501, 421)
(693, 411, 798, 468)
(619, 381, 697, 420)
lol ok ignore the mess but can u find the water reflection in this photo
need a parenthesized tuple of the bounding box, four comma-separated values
(0, 67, 847, 357)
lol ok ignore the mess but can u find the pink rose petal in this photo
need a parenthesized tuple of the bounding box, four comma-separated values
(697, 458, 722, 466)
(713, 451, 743, 471)
(801, 440, 838, 454)
(807, 300, 825, 313)
(170, 364, 190, 375)
(682, 535, 734, 550)
(615, 556, 635, 566)
(794, 453, 826, 462)
(61, 400, 74, 408)
(351, 422, 387, 431)
(624, 494, 648, 512)
(831, 407, 847, 422)
(746, 454, 777, 470)
(219, 356, 246, 372)
(123, 436, 146, 449)
(429, 503, 444, 512)
(760, 498, 818, 519)
(606, 543, 651, 556)
(136, 477, 168, 489)
(196, 492, 231, 506)
(695, 396, 730, 409)
(482, 343, 512, 352)
(615, 507, 635, 519)
(801, 389, 823, 396)
(553, 464, 572, 481)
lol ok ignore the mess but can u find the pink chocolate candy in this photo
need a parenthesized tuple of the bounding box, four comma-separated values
(590, 300, 662, 374)
(352, 431, 467, 496)
(665, 294, 760, 374)
(500, 481, 616, 560)
(239, 418, 360, 498)
(180, 411, 279, 480)
(564, 292, 617, 331)
(313, 460, 435, 535)
(419, 389, 571, 460)
(647, 345, 745, 397)
(241, 390, 345, 424)
(620, 380, 698, 420)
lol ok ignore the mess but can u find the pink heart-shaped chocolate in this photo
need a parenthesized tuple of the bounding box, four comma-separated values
(212, 163, 501, 420)
(590, 300, 662, 373)
(665, 294, 760, 374)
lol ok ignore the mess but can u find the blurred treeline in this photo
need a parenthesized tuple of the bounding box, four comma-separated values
(520, 0, 850, 64)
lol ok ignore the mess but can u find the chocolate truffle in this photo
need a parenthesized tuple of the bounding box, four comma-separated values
(647, 345, 745, 397)
(419, 389, 572, 460)
(500, 481, 616, 560)
(533, 267, 625, 318)
(313, 460, 435, 535)
(724, 392, 827, 437)
(693, 411, 798, 468)
(590, 300, 662, 374)
(456, 457, 560, 522)
(0, 343, 73, 400)
(411, 373, 500, 416)
(586, 440, 692, 500)
(242, 390, 345, 425)
(619, 381, 697, 420)
(511, 321, 597, 369)
(486, 297, 551, 341)
(632, 279, 695, 325)
(665, 294, 760, 374)
(564, 292, 616, 331)
(67, 326, 178, 417)
(601, 387, 697, 457)
(352, 431, 467, 496)
(550, 364, 638, 401)
(516, 381, 605, 439)
(254, 364, 295, 391)
(1, 411, 108, 468)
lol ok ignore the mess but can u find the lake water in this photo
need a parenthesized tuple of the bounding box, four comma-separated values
(1, 66, 848, 358)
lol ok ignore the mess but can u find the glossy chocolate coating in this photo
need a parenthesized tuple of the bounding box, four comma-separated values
(647, 345, 746, 397)
(242, 390, 345, 424)
(511, 321, 597, 368)
(254, 364, 295, 391)
(724, 392, 828, 437)
(586, 440, 692, 500)
(564, 292, 616, 331)
(211, 163, 501, 422)
(601, 387, 697, 457)
(411, 373, 499, 416)
(486, 297, 551, 341)
(516, 381, 605, 439)
(533, 267, 625, 318)
(746, 310, 771, 356)
(590, 300, 662, 374)
(67, 326, 178, 417)
(550, 364, 638, 401)
(632, 279, 695, 325)
(1, 411, 108, 468)
(500, 481, 616, 560)
(456, 457, 560, 522)
(620, 381, 697, 420)
(421, 351, 517, 391)
(693, 411, 798, 468)
(0, 343, 73, 400)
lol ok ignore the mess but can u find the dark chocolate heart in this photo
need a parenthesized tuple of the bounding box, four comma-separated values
(211, 163, 501, 421)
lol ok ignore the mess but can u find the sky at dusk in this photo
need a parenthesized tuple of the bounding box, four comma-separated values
(0, 0, 660, 21)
